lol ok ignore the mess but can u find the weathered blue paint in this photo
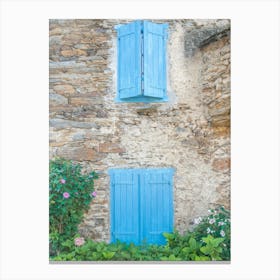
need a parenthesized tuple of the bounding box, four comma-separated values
(115, 20, 168, 103)
(109, 169, 140, 244)
(141, 169, 173, 244)
(115, 20, 142, 101)
(143, 21, 168, 100)
(109, 168, 174, 245)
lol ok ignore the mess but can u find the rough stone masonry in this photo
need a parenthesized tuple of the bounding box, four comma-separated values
(49, 19, 230, 242)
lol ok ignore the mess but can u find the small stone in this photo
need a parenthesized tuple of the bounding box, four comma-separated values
(96, 110, 108, 118)
(72, 133, 86, 141)
(212, 158, 230, 171)
(53, 84, 75, 95)
(176, 127, 186, 133)
(49, 93, 68, 106)
(61, 49, 87, 57)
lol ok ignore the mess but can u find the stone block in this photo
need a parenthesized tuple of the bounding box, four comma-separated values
(61, 49, 87, 57)
(212, 158, 230, 171)
(53, 84, 75, 95)
(70, 97, 103, 106)
(99, 142, 125, 153)
(50, 118, 99, 129)
(57, 146, 102, 161)
(49, 93, 68, 106)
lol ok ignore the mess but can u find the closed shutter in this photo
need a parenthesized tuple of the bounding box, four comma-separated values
(110, 169, 140, 244)
(110, 168, 174, 245)
(141, 169, 173, 244)
(116, 21, 142, 99)
(143, 21, 168, 99)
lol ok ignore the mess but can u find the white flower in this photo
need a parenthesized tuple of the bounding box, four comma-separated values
(209, 218, 216, 224)
(211, 230, 215, 234)
(208, 209, 212, 213)
(207, 227, 211, 234)
(220, 230, 225, 237)
(194, 217, 202, 224)
(218, 221, 225, 226)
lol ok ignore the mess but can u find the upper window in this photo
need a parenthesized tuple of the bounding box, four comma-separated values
(115, 20, 168, 103)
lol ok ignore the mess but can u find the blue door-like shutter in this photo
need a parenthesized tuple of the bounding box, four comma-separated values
(110, 168, 174, 245)
(110, 169, 140, 244)
(141, 169, 173, 245)
(143, 21, 168, 99)
(116, 21, 142, 100)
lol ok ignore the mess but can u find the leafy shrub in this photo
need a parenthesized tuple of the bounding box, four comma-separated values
(199, 235, 224, 260)
(51, 222, 229, 261)
(51, 233, 226, 261)
(189, 206, 230, 260)
(50, 201, 230, 261)
(49, 158, 98, 256)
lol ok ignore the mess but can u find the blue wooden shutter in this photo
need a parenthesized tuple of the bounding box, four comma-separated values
(116, 21, 142, 100)
(110, 169, 140, 244)
(141, 169, 173, 245)
(143, 21, 168, 99)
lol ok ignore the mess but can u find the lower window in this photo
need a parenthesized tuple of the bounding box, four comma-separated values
(109, 168, 174, 245)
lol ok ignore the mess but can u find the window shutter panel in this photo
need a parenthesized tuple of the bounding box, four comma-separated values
(116, 21, 142, 99)
(143, 21, 168, 99)
(110, 170, 140, 244)
(141, 169, 173, 245)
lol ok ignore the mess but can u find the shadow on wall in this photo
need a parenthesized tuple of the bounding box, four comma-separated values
(185, 21, 230, 57)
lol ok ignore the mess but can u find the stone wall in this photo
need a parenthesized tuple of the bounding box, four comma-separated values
(49, 19, 230, 241)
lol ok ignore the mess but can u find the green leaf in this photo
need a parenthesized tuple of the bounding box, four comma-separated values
(168, 254, 182, 261)
(182, 247, 191, 254)
(61, 240, 73, 248)
(189, 237, 197, 250)
(194, 255, 201, 261)
(163, 232, 174, 240)
(212, 238, 224, 247)
(200, 246, 210, 255)
(216, 247, 223, 253)
(92, 252, 99, 260)
(102, 251, 115, 260)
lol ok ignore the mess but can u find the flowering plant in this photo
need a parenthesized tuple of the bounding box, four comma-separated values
(74, 237, 85, 247)
(49, 158, 98, 256)
(190, 206, 230, 260)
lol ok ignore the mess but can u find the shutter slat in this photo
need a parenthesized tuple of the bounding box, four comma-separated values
(143, 21, 168, 99)
(116, 21, 142, 100)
